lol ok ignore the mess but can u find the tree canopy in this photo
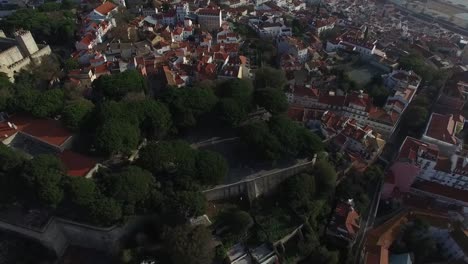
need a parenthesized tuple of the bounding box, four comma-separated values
(65, 177, 98, 207)
(161, 87, 218, 129)
(23, 155, 65, 208)
(314, 160, 337, 197)
(137, 140, 196, 177)
(254, 88, 288, 114)
(254, 67, 287, 90)
(163, 225, 214, 264)
(195, 150, 228, 185)
(93, 70, 146, 100)
(130, 99, 172, 139)
(0, 8, 76, 45)
(239, 116, 323, 161)
(101, 166, 156, 215)
(95, 118, 140, 155)
(62, 99, 94, 131)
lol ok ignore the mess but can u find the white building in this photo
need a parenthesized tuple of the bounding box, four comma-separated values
(248, 16, 292, 39)
(396, 137, 468, 207)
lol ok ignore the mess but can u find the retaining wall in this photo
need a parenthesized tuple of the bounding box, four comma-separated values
(203, 158, 316, 201)
(0, 216, 122, 258)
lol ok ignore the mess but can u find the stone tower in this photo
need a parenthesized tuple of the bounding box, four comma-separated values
(14, 30, 39, 57)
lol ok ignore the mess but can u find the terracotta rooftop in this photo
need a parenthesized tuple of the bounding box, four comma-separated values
(424, 113, 462, 145)
(397, 136, 438, 162)
(59, 150, 98, 177)
(0, 114, 72, 147)
(94, 1, 117, 16)
(412, 180, 468, 203)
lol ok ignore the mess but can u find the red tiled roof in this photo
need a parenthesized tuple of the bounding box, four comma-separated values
(80, 34, 95, 46)
(424, 113, 459, 145)
(294, 86, 319, 98)
(197, 8, 221, 16)
(59, 150, 98, 177)
(0, 114, 72, 147)
(412, 180, 468, 203)
(397, 136, 438, 162)
(94, 1, 117, 16)
(287, 106, 304, 121)
(319, 94, 346, 106)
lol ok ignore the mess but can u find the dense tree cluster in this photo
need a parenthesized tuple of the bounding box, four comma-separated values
(401, 95, 430, 137)
(138, 140, 228, 187)
(335, 166, 383, 213)
(240, 115, 323, 161)
(391, 219, 443, 264)
(163, 225, 215, 264)
(161, 86, 218, 128)
(0, 143, 221, 226)
(0, 7, 76, 45)
(93, 70, 147, 101)
(91, 99, 172, 155)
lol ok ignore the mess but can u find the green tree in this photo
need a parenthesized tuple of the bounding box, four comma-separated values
(196, 150, 228, 185)
(254, 88, 288, 114)
(215, 98, 247, 127)
(239, 121, 282, 161)
(130, 99, 172, 139)
(62, 99, 94, 131)
(89, 196, 122, 226)
(65, 177, 97, 207)
(309, 246, 339, 264)
(0, 9, 76, 45)
(254, 67, 287, 90)
(102, 166, 156, 215)
(32, 88, 65, 118)
(217, 209, 253, 237)
(296, 127, 324, 157)
(93, 70, 146, 100)
(23, 155, 65, 208)
(216, 79, 253, 105)
(268, 115, 300, 157)
(319, 27, 341, 42)
(163, 225, 214, 264)
(161, 87, 218, 128)
(283, 173, 316, 216)
(368, 84, 389, 107)
(314, 160, 337, 197)
(0, 73, 13, 111)
(95, 119, 140, 155)
(401, 105, 429, 135)
(137, 140, 196, 176)
(0, 145, 25, 204)
(64, 58, 80, 72)
(97, 100, 138, 124)
(163, 190, 206, 219)
(8, 85, 40, 113)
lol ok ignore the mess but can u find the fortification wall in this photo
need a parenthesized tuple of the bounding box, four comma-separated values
(203, 159, 316, 201)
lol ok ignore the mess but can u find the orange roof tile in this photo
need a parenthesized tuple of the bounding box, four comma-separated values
(59, 150, 98, 177)
(1, 114, 72, 147)
(94, 1, 117, 16)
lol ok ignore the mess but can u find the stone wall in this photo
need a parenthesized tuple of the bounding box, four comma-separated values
(0, 46, 24, 66)
(203, 158, 316, 202)
(30, 45, 52, 62)
(0, 216, 123, 258)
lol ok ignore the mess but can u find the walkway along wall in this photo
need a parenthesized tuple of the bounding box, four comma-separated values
(203, 157, 316, 202)
(0, 216, 123, 257)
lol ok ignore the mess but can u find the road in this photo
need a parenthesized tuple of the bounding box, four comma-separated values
(350, 178, 383, 264)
